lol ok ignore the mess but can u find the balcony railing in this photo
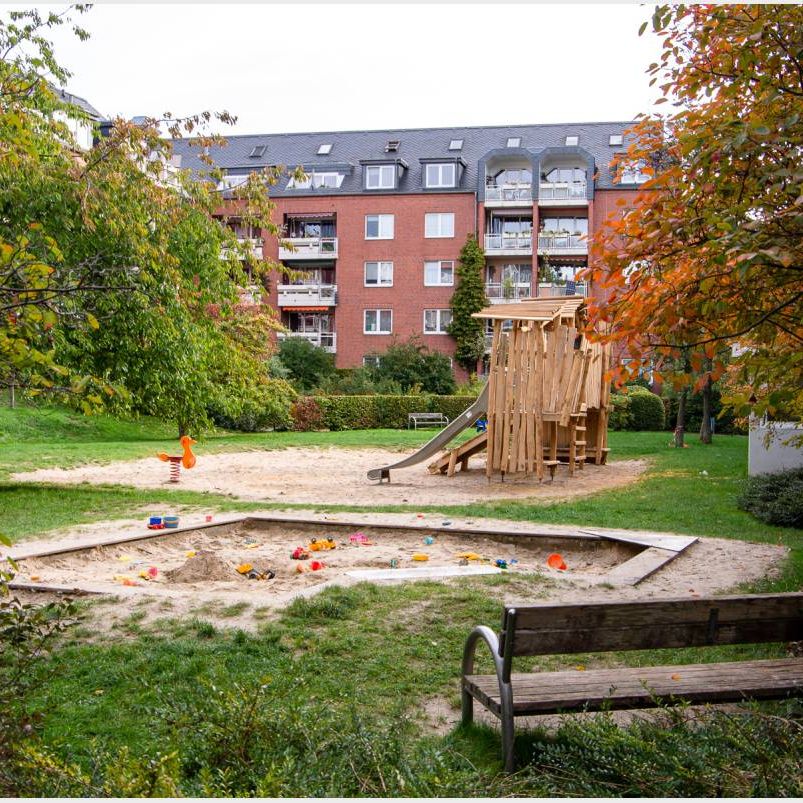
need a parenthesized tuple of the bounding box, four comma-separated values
(485, 184, 532, 203)
(537, 232, 587, 253)
(221, 237, 264, 259)
(277, 330, 337, 353)
(537, 281, 589, 297)
(485, 282, 532, 303)
(278, 236, 338, 260)
(484, 233, 533, 253)
(277, 283, 337, 307)
(538, 182, 588, 202)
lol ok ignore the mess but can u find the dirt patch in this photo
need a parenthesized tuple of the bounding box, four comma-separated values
(11, 447, 648, 507)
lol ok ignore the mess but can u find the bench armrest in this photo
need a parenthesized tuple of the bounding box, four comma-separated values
(462, 625, 504, 680)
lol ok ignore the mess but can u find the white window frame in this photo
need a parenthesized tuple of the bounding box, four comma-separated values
(609, 134, 623, 146)
(619, 159, 651, 184)
(365, 214, 394, 240)
(365, 164, 396, 190)
(425, 163, 456, 188)
(448, 138, 463, 151)
(424, 260, 455, 287)
(287, 171, 344, 189)
(424, 212, 455, 239)
(364, 261, 394, 287)
(423, 308, 452, 335)
(506, 137, 521, 148)
(317, 143, 332, 155)
(565, 135, 579, 146)
(363, 309, 393, 335)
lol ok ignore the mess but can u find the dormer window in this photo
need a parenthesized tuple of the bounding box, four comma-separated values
(506, 137, 521, 148)
(424, 162, 456, 188)
(249, 145, 266, 158)
(565, 135, 579, 146)
(365, 164, 396, 189)
(317, 143, 333, 155)
(449, 139, 463, 151)
(618, 158, 650, 184)
(385, 140, 400, 152)
(609, 134, 623, 146)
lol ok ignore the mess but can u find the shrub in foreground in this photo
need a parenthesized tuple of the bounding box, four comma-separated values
(737, 467, 803, 528)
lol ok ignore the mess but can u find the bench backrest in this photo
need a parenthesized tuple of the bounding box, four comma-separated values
(499, 593, 803, 658)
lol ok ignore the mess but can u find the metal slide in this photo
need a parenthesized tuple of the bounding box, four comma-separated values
(367, 384, 489, 482)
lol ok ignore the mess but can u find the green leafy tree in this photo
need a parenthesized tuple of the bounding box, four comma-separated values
(370, 339, 456, 395)
(277, 337, 336, 393)
(448, 234, 488, 372)
(0, 6, 292, 433)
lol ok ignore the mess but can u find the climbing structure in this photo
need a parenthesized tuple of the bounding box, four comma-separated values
(429, 296, 610, 481)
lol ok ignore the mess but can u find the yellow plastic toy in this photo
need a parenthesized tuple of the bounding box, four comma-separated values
(412, 553, 429, 562)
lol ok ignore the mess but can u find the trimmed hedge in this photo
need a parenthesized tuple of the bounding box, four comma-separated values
(627, 387, 666, 431)
(609, 390, 664, 431)
(291, 395, 479, 431)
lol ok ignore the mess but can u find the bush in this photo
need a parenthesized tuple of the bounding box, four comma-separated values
(290, 397, 324, 432)
(277, 339, 335, 392)
(626, 387, 666, 430)
(370, 339, 456, 395)
(313, 368, 402, 396)
(608, 393, 633, 431)
(737, 467, 803, 528)
(290, 395, 479, 431)
(208, 378, 296, 432)
(663, 387, 740, 434)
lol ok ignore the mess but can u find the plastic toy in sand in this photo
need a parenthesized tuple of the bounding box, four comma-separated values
(547, 553, 567, 571)
(309, 538, 336, 552)
(156, 436, 197, 484)
(349, 532, 373, 546)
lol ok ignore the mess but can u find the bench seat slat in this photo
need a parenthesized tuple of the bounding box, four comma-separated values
(464, 658, 803, 716)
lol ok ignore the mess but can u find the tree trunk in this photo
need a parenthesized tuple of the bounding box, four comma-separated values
(699, 374, 713, 444)
(674, 388, 688, 448)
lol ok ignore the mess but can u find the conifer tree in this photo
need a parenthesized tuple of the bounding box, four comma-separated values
(448, 234, 488, 372)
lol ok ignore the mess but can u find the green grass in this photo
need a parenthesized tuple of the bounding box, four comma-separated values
(2, 404, 802, 796)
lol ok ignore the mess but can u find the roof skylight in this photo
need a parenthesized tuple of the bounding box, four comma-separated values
(317, 143, 332, 155)
(506, 137, 521, 148)
(609, 134, 623, 146)
(385, 140, 400, 152)
(449, 138, 464, 151)
(565, 135, 579, 146)
(249, 145, 266, 158)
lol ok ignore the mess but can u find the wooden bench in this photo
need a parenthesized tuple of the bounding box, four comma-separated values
(461, 593, 803, 771)
(407, 412, 450, 430)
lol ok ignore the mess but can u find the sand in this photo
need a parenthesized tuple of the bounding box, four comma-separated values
(11, 447, 648, 506)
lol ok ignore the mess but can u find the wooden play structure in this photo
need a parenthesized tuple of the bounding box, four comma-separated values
(429, 296, 611, 481)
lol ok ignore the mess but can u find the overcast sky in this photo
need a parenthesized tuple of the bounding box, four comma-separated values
(35, 3, 662, 135)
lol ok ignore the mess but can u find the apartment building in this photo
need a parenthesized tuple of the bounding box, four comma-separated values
(172, 122, 649, 377)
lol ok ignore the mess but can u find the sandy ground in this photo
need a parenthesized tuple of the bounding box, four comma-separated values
(12, 447, 648, 506)
(6, 510, 788, 634)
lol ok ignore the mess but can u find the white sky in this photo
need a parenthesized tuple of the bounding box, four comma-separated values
(32, 3, 663, 135)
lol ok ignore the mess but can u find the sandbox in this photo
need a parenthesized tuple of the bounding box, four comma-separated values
(11, 515, 697, 605)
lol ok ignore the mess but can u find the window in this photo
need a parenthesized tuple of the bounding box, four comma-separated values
(286, 171, 344, 189)
(364, 309, 392, 334)
(565, 135, 579, 146)
(425, 163, 456, 188)
(385, 140, 400, 152)
(218, 174, 250, 192)
(543, 166, 586, 184)
(317, 143, 332, 155)
(506, 137, 521, 148)
(425, 212, 455, 238)
(249, 145, 266, 158)
(365, 214, 394, 239)
(363, 354, 381, 368)
(619, 159, 650, 184)
(364, 261, 393, 286)
(423, 308, 452, 334)
(449, 138, 463, 151)
(609, 134, 623, 146)
(541, 216, 588, 235)
(365, 164, 396, 189)
(424, 260, 454, 286)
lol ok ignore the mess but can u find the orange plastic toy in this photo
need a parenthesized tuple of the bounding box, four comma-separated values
(547, 553, 567, 571)
(157, 436, 197, 483)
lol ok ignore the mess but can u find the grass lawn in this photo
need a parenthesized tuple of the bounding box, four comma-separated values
(2, 404, 802, 796)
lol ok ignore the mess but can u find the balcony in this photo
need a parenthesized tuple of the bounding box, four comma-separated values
(277, 330, 337, 353)
(485, 283, 532, 304)
(537, 232, 588, 256)
(538, 181, 588, 206)
(221, 237, 264, 260)
(278, 237, 338, 260)
(537, 281, 589, 297)
(277, 283, 337, 307)
(484, 233, 533, 256)
(484, 184, 532, 207)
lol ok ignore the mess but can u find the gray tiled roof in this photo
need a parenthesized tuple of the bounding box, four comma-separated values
(55, 88, 104, 120)
(171, 120, 637, 196)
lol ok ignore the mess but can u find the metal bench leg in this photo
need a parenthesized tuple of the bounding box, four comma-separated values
(501, 683, 515, 773)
